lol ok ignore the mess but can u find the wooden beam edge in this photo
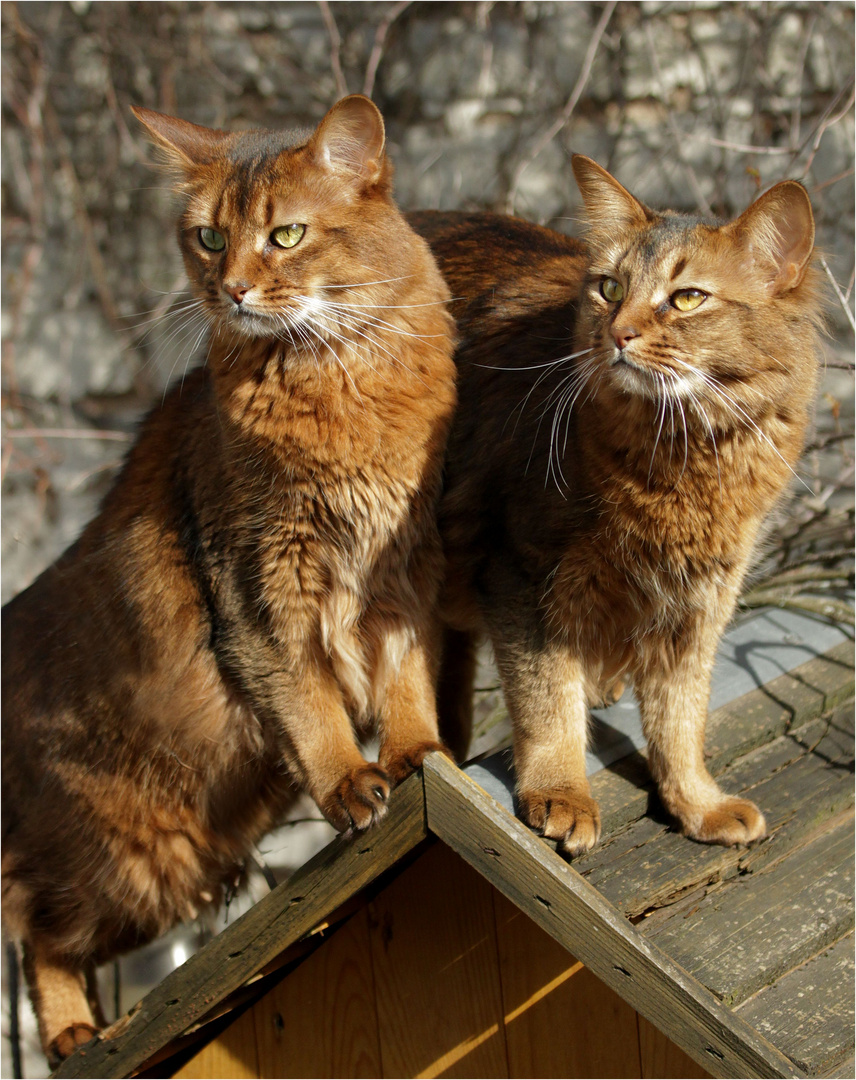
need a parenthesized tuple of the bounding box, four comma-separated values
(422, 751, 805, 1080)
(54, 771, 428, 1079)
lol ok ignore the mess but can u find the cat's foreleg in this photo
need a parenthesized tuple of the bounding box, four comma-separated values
(22, 940, 98, 1066)
(377, 628, 450, 785)
(493, 635, 600, 858)
(254, 658, 391, 834)
(634, 632, 766, 846)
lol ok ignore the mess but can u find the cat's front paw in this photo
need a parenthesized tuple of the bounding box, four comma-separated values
(47, 1022, 99, 1066)
(518, 787, 601, 858)
(679, 794, 767, 846)
(380, 740, 451, 786)
(322, 764, 391, 833)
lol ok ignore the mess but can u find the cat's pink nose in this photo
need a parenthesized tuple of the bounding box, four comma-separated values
(224, 282, 251, 305)
(611, 324, 639, 350)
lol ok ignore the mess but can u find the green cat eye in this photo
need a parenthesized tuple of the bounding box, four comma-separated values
(271, 224, 306, 249)
(600, 278, 624, 303)
(671, 288, 706, 312)
(199, 228, 225, 252)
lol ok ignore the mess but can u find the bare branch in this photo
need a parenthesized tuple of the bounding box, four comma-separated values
(362, 1, 411, 99)
(820, 256, 856, 335)
(506, 0, 617, 213)
(318, 1, 348, 98)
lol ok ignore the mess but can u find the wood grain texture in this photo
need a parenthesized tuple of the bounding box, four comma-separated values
(423, 752, 803, 1080)
(646, 817, 854, 1006)
(172, 1008, 258, 1080)
(55, 771, 426, 1079)
(367, 841, 509, 1079)
(492, 890, 641, 1079)
(638, 1016, 713, 1079)
(251, 908, 382, 1078)
(735, 932, 854, 1078)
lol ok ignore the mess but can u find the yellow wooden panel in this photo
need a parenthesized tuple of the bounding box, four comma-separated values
(173, 1007, 259, 1079)
(368, 843, 509, 1078)
(638, 1015, 712, 1079)
(250, 908, 382, 1079)
(493, 890, 642, 1079)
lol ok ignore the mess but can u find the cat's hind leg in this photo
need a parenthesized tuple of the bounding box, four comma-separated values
(436, 625, 477, 762)
(493, 635, 600, 858)
(22, 940, 99, 1067)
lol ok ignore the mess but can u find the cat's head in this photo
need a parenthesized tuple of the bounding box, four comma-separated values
(571, 155, 820, 417)
(133, 96, 416, 347)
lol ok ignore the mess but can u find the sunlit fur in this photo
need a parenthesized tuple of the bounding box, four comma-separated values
(412, 158, 821, 860)
(2, 96, 456, 1064)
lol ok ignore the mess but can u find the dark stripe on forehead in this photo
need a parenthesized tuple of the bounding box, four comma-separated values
(671, 257, 687, 279)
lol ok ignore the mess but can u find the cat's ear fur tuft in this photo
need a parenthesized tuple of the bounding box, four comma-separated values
(131, 107, 231, 171)
(309, 95, 387, 189)
(725, 181, 815, 295)
(572, 155, 651, 234)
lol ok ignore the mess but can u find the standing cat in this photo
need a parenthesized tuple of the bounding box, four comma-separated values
(2, 95, 456, 1064)
(412, 156, 821, 858)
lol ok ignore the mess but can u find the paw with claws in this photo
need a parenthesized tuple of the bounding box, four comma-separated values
(381, 740, 450, 786)
(322, 763, 391, 833)
(518, 787, 602, 859)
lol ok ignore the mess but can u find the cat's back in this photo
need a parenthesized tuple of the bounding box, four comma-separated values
(409, 211, 587, 351)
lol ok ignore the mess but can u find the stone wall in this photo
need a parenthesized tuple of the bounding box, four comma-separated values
(2, 0, 854, 598)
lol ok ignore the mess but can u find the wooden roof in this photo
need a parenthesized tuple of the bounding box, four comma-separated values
(55, 628, 854, 1080)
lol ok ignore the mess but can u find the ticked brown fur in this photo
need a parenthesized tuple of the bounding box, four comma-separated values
(412, 157, 821, 859)
(2, 96, 456, 1064)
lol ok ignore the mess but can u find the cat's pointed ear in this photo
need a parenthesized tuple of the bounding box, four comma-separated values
(725, 181, 815, 295)
(131, 107, 230, 170)
(572, 155, 650, 231)
(309, 95, 387, 188)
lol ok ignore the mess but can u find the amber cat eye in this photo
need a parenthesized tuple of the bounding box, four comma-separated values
(271, 224, 306, 249)
(600, 278, 624, 303)
(199, 227, 226, 252)
(671, 288, 706, 311)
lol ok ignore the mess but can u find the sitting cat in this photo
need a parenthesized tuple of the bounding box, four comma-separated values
(412, 156, 821, 858)
(2, 95, 457, 1064)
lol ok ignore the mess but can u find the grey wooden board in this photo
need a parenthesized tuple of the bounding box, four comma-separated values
(735, 932, 855, 1078)
(424, 752, 802, 1079)
(466, 612, 854, 813)
(645, 819, 855, 1007)
(576, 705, 854, 917)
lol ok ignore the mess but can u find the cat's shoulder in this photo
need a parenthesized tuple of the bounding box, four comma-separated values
(408, 211, 587, 338)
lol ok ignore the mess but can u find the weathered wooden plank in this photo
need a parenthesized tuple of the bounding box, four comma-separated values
(367, 841, 509, 1079)
(645, 817, 854, 1007)
(422, 752, 803, 1080)
(577, 706, 854, 919)
(55, 772, 427, 1079)
(704, 640, 854, 775)
(735, 932, 854, 1078)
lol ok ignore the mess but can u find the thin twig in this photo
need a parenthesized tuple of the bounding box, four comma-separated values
(4, 428, 132, 441)
(820, 257, 856, 335)
(362, 1, 411, 98)
(318, 1, 348, 98)
(506, 0, 617, 212)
